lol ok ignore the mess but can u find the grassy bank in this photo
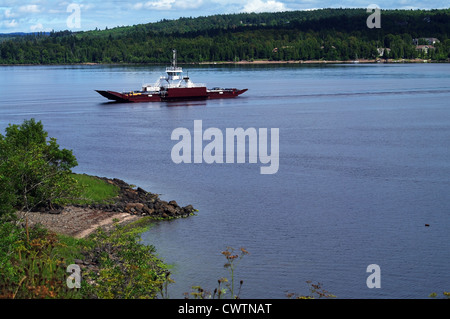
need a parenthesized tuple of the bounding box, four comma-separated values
(71, 173, 120, 205)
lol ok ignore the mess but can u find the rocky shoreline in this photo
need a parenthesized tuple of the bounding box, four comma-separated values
(75, 176, 196, 219)
(16, 176, 196, 238)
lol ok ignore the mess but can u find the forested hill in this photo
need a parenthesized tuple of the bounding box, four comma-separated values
(1, 8, 449, 64)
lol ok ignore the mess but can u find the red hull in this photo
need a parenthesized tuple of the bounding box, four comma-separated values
(96, 87, 247, 103)
(208, 88, 248, 99)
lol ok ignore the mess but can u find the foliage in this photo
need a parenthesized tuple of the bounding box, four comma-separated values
(286, 281, 336, 299)
(0, 119, 80, 216)
(79, 220, 172, 299)
(0, 221, 83, 299)
(429, 291, 450, 299)
(0, 9, 449, 64)
(221, 246, 249, 299)
(185, 246, 249, 299)
(0, 218, 172, 299)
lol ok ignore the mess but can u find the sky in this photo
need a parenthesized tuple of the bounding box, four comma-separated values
(0, 0, 448, 33)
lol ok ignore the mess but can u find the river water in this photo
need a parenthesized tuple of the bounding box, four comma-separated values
(0, 63, 449, 299)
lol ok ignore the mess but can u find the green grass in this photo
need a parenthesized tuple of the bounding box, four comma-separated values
(71, 174, 119, 205)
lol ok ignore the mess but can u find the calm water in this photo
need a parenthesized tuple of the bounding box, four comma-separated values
(1, 63, 449, 299)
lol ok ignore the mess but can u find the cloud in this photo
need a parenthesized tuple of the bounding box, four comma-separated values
(18, 4, 41, 13)
(4, 9, 16, 18)
(80, 3, 95, 11)
(132, 3, 144, 10)
(143, 0, 176, 11)
(242, 0, 287, 13)
(30, 22, 44, 31)
(176, 0, 204, 9)
(132, 0, 204, 11)
(3, 19, 18, 28)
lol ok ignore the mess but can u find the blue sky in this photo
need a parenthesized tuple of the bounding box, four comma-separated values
(0, 0, 448, 33)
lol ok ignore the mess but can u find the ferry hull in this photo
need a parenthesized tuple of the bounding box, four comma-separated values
(208, 88, 248, 99)
(165, 87, 207, 100)
(95, 90, 161, 102)
(96, 87, 247, 103)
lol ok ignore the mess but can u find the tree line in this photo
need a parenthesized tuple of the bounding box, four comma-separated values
(0, 8, 449, 64)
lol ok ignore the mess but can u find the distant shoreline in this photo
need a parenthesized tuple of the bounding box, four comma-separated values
(199, 58, 445, 64)
(1, 58, 448, 67)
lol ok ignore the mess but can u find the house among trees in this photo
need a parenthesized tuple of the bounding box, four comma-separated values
(412, 37, 440, 45)
(415, 45, 435, 54)
(412, 38, 439, 55)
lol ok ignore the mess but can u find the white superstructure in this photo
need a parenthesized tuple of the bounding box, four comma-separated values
(141, 49, 204, 92)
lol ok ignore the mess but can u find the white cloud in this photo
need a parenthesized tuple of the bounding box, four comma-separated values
(4, 9, 16, 18)
(242, 0, 287, 13)
(3, 19, 18, 28)
(176, 0, 204, 9)
(30, 22, 44, 31)
(18, 4, 41, 13)
(132, 3, 144, 10)
(80, 3, 95, 11)
(143, 0, 176, 11)
(132, 0, 203, 11)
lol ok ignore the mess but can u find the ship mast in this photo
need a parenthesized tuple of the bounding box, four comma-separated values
(172, 49, 177, 68)
(165, 49, 182, 84)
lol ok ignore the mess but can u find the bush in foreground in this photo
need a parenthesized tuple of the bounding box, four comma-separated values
(0, 119, 80, 217)
(0, 219, 170, 299)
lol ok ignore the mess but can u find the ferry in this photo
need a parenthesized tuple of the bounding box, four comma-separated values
(96, 50, 248, 103)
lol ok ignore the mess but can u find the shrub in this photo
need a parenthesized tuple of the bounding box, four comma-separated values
(0, 221, 82, 299)
(0, 119, 80, 216)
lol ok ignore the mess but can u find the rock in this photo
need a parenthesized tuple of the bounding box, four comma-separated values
(165, 205, 178, 215)
(142, 206, 154, 215)
(168, 200, 178, 207)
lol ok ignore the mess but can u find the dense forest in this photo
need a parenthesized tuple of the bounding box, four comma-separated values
(0, 8, 449, 64)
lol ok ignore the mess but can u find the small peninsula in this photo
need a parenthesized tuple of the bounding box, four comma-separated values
(16, 175, 197, 239)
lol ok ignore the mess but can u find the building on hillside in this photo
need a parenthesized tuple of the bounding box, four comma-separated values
(415, 45, 435, 54)
(412, 38, 440, 45)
